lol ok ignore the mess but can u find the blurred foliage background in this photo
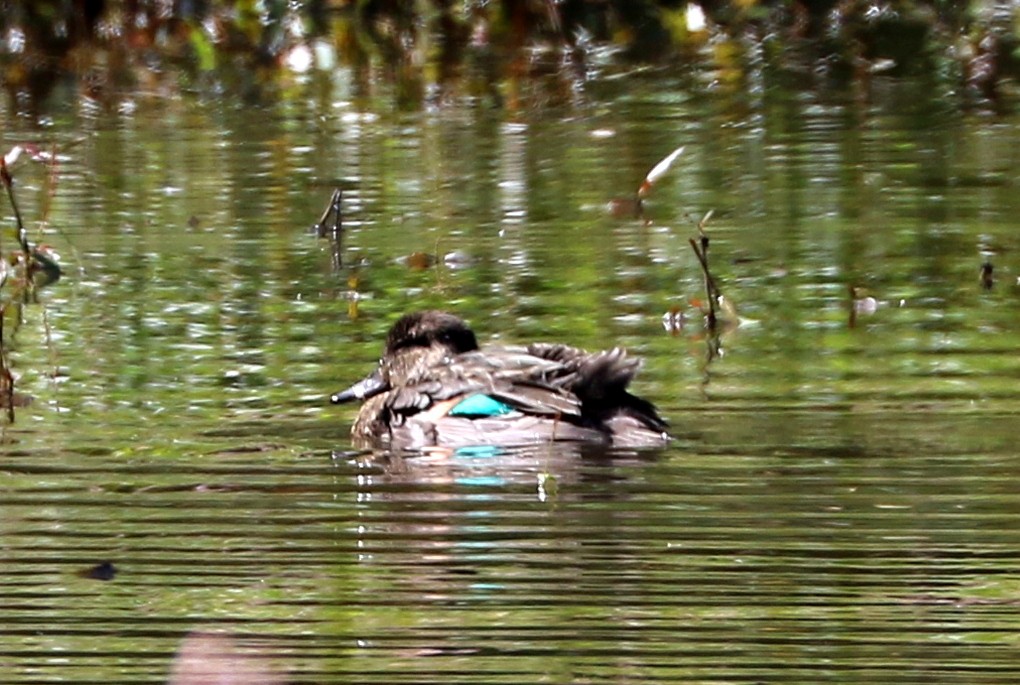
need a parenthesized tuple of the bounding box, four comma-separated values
(2, 0, 1020, 116)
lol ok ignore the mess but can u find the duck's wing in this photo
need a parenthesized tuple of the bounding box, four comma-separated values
(485, 381, 581, 417)
(367, 348, 577, 423)
(527, 343, 641, 397)
(439, 348, 583, 418)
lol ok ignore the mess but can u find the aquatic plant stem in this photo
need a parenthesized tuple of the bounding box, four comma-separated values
(0, 157, 31, 256)
(688, 237, 718, 329)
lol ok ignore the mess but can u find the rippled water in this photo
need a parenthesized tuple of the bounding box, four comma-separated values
(2, 71, 1020, 683)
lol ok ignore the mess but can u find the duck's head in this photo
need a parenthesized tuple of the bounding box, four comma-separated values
(330, 310, 479, 404)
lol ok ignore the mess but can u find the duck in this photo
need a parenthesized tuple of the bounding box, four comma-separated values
(330, 310, 670, 450)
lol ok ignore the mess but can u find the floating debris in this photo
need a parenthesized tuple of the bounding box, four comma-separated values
(639, 146, 685, 198)
(399, 251, 435, 271)
(849, 286, 879, 328)
(607, 145, 686, 224)
(78, 561, 117, 581)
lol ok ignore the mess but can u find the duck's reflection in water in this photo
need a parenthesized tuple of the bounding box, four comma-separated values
(342, 441, 666, 615)
(349, 440, 662, 495)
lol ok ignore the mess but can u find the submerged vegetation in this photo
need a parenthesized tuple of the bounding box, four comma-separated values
(2, 1, 1020, 115)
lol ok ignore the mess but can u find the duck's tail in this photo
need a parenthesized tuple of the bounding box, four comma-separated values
(527, 343, 669, 437)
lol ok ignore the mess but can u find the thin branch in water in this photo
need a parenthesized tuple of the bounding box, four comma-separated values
(313, 188, 343, 236)
(980, 260, 994, 290)
(697, 209, 713, 252)
(1, 153, 61, 293)
(688, 209, 722, 329)
(313, 188, 343, 270)
(0, 311, 13, 423)
(688, 238, 717, 329)
(1, 158, 32, 256)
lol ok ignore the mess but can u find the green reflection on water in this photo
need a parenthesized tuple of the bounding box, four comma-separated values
(1, 71, 1019, 683)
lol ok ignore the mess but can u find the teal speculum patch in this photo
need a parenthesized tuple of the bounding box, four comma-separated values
(448, 394, 515, 417)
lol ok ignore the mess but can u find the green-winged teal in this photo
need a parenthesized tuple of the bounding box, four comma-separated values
(330, 310, 669, 450)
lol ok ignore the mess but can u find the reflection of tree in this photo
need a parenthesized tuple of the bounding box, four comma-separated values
(2, 1, 1006, 114)
(696, 322, 745, 403)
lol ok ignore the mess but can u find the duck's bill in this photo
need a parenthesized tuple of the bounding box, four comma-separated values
(330, 369, 387, 404)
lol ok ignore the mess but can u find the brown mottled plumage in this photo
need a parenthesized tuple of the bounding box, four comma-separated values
(331, 311, 669, 450)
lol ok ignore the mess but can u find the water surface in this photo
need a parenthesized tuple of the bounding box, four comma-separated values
(1, 71, 1019, 684)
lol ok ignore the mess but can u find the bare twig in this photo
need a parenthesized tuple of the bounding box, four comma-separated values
(0, 311, 13, 423)
(2, 157, 63, 291)
(0, 146, 67, 426)
(313, 188, 343, 270)
(688, 238, 718, 328)
(314, 188, 342, 236)
(0, 157, 31, 255)
(980, 261, 994, 290)
(688, 209, 722, 329)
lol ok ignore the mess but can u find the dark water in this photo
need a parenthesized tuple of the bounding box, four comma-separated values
(2, 71, 1020, 684)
